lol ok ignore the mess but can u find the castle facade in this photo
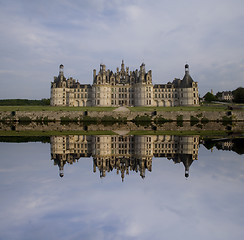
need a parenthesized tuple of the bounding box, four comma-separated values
(51, 61, 199, 107)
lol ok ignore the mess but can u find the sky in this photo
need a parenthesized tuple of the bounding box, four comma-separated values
(0, 140, 244, 240)
(0, 0, 244, 99)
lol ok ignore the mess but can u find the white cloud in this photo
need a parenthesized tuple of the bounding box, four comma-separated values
(0, 0, 244, 98)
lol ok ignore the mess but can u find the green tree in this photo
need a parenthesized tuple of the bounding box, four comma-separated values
(232, 87, 244, 103)
(215, 92, 222, 100)
(203, 92, 216, 102)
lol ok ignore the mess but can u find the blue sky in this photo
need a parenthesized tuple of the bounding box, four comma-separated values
(0, 0, 244, 99)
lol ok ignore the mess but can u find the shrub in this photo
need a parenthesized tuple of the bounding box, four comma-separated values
(154, 116, 171, 124)
(190, 116, 199, 126)
(18, 116, 32, 125)
(222, 116, 232, 126)
(201, 117, 209, 124)
(176, 115, 183, 127)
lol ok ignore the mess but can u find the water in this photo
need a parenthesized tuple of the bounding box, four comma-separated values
(0, 135, 243, 240)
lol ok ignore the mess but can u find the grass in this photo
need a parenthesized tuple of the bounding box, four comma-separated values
(0, 105, 243, 112)
(0, 106, 117, 112)
(1, 129, 241, 137)
(128, 106, 230, 112)
(0, 130, 118, 136)
(128, 130, 232, 136)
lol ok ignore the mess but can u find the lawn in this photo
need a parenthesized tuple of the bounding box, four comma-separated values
(128, 106, 229, 112)
(0, 130, 234, 137)
(0, 106, 117, 112)
(128, 130, 231, 136)
(0, 105, 242, 112)
(0, 130, 118, 136)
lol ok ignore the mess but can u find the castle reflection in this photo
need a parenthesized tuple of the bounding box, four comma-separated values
(51, 135, 199, 180)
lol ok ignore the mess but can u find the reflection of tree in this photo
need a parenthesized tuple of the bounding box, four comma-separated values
(232, 139, 244, 155)
(203, 138, 244, 155)
(203, 139, 216, 150)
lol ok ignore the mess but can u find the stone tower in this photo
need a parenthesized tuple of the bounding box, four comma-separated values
(134, 63, 153, 106)
(50, 64, 68, 106)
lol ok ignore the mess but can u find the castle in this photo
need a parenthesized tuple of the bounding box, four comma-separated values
(51, 61, 199, 107)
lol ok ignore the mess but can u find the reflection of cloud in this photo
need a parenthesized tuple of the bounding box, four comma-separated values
(0, 142, 244, 239)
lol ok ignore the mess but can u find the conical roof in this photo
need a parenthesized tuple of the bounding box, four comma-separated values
(180, 64, 194, 88)
(181, 72, 193, 88)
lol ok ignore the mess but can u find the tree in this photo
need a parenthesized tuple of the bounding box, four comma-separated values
(232, 87, 244, 103)
(215, 91, 222, 100)
(203, 92, 216, 102)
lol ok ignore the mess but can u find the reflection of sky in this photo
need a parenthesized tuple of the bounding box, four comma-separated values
(0, 142, 244, 240)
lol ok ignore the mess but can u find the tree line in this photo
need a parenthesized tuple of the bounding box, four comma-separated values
(0, 99, 50, 106)
(204, 87, 244, 103)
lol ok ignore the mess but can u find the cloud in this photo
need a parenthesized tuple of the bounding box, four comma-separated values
(0, 0, 244, 98)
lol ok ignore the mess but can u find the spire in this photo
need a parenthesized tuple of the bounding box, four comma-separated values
(185, 63, 189, 74)
(121, 60, 125, 70)
(59, 64, 64, 77)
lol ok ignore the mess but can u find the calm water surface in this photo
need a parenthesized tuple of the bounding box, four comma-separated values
(0, 135, 243, 240)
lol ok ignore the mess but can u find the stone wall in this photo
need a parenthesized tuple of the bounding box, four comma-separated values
(1, 120, 244, 133)
(0, 109, 244, 122)
(0, 109, 244, 133)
